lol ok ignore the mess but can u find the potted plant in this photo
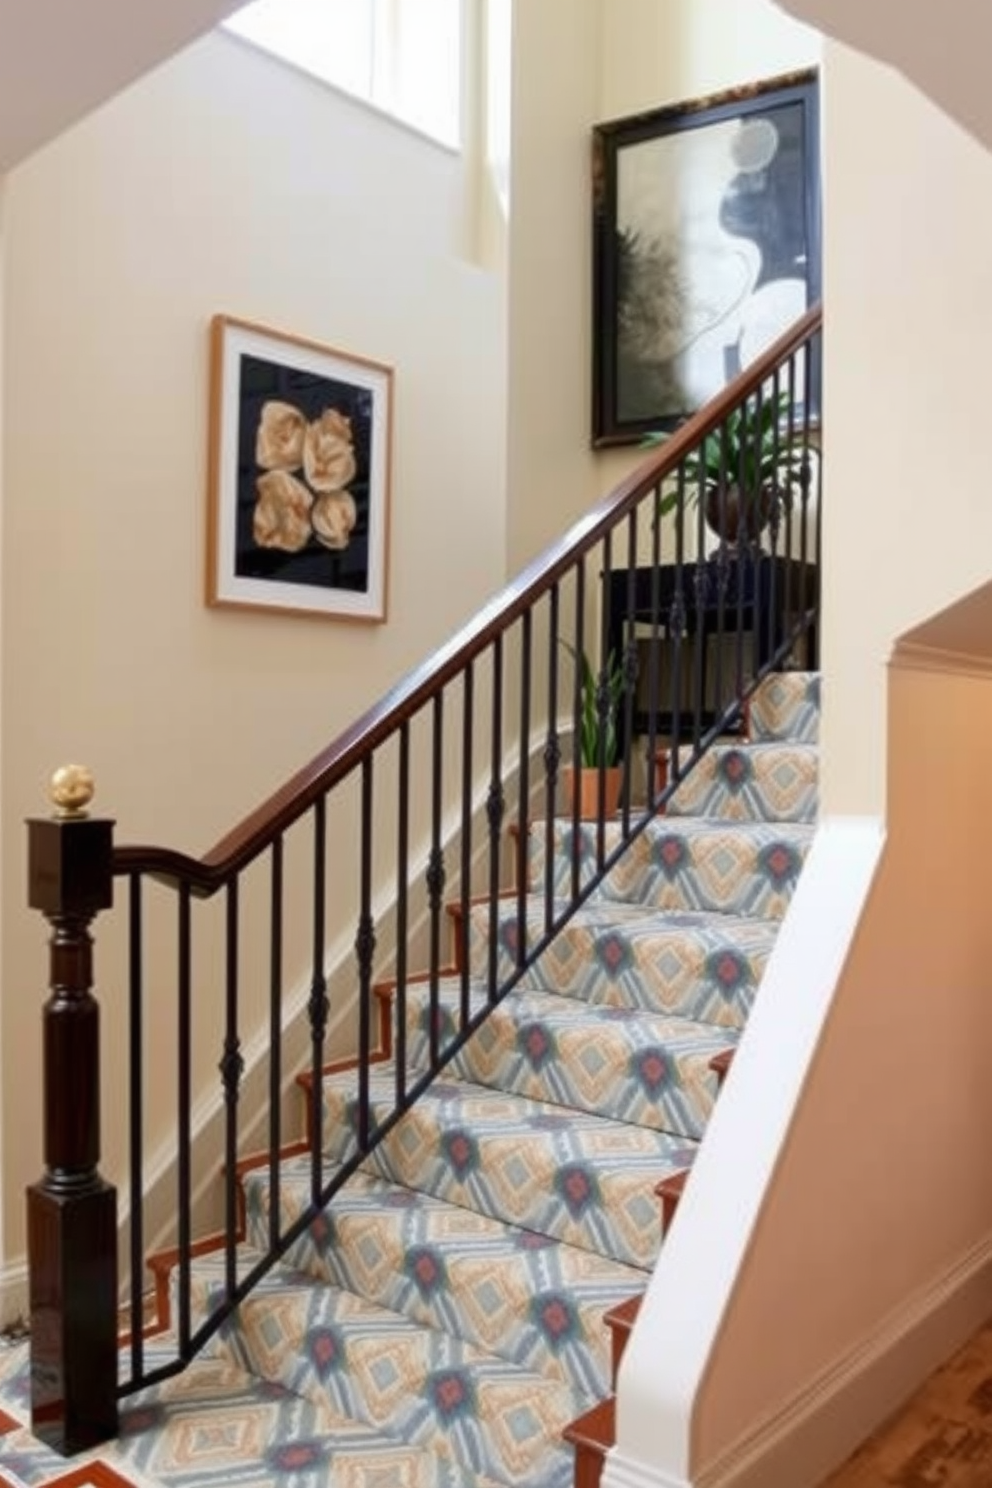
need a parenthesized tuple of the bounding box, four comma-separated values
(561, 642, 625, 820)
(645, 391, 808, 545)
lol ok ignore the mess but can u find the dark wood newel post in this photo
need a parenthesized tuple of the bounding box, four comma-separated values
(26, 764, 118, 1454)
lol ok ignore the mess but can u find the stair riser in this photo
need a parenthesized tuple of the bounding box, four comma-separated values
(463, 905, 772, 1026)
(186, 1261, 582, 1488)
(242, 1166, 644, 1401)
(749, 672, 820, 744)
(318, 1079, 695, 1271)
(400, 985, 733, 1142)
(528, 821, 811, 920)
(666, 746, 818, 823)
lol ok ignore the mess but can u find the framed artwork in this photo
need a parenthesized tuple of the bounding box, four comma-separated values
(591, 68, 821, 447)
(206, 316, 392, 621)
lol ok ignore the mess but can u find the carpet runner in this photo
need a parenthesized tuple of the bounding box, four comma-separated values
(0, 670, 820, 1488)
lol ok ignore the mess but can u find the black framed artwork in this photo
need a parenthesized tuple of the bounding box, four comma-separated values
(591, 68, 821, 447)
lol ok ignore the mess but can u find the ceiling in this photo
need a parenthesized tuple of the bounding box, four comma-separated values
(0, 0, 246, 174)
(775, 0, 992, 154)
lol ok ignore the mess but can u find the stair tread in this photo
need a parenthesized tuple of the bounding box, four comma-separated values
(462, 897, 780, 1025)
(320, 1069, 698, 1269)
(244, 1156, 646, 1399)
(666, 740, 818, 824)
(0, 1340, 502, 1488)
(188, 1245, 583, 1488)
(403, 980, 737, 1140)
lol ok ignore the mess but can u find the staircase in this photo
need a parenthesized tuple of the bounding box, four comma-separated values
(0, 669, 819, 1488)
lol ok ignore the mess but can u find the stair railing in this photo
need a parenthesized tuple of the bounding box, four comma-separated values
(25, 305, 822, 1453)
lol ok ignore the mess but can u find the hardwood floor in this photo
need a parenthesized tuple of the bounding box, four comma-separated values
(824, 1319, 992, 1487)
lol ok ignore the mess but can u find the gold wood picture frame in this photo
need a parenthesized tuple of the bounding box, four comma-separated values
(206, 316, 393, 622)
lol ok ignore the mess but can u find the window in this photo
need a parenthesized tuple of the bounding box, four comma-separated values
(223, 0, 463, 150)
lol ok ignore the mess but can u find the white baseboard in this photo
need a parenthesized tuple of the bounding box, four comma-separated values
(0, 1261, 27, 1329)
(698, 1232, 992, 1488)
(603, 1450, 690, 1488)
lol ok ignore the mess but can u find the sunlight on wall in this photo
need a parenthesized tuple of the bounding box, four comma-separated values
(224, 0, 462, 148)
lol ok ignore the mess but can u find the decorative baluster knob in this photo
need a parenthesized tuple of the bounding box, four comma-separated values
(49, 764, 95, 819)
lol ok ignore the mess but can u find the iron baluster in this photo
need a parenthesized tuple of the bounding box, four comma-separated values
(486, 634, 505, 1006)
(543, 584, 561, 937)
(309, 797, 328, 1203)
(458, 674, 473, 1032)
(221, 878, 243, 1303)
(396, 722, 411, 1101)
(127, 872, 144, 1384)
(268, 836, 284, 1254)
(427, 692, 446, 1067)
(356, 758, 376, 1149)
(516, 609, 532, 969)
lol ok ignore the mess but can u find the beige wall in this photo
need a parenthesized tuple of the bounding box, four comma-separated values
(0, 31, 506, 1264)
(694, 636, 992, 1481)
(821, 38, 992, 814)
(504, 0, 601, 573)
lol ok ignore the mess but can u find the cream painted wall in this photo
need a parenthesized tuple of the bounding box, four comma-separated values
(0, 32, 506, 1261)
(821, 39, 992, 813)
(504, 0, 601, 573)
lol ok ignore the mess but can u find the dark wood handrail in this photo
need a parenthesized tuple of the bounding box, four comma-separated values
(114, 303, 822, 893)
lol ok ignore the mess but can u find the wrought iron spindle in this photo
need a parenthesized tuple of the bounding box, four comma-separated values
(515, 610, 532, 969)
(221, 878, 243, 1303)
(396, 723, 410, 1101)
(750, 380, 765, 688)
(714, 419, 731, 722)
(646, 487, 662, 808)
(621, 511, 638, 834)
(427, 693, 446, 1066)
(128, 873, 144, 1381)
(734, 396, 748, 701)
(767, 369, 782, 661)
(784, 355, 798, 639)
(596, 530, 614, 870)
(309, 797, 328, 1202)
(486, 636, 505, 1005)
(669, 462, 688, 779)
(543, 585, 561, 935)
(356, 759, 376, 1146)
(268, 836, 284, 1253)
(458, 675, 473, 1031)
(177, 884, 192, 1355)
(800, 339, 814, 665)
(692, 459, 707, 751)
(570, 560, 585, 901)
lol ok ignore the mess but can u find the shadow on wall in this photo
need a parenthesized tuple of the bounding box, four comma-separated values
(774, 0, 992, 155)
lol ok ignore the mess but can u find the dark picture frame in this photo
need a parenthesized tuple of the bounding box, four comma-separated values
(591, 68, 821, 447)
(206, 316, 393, 622)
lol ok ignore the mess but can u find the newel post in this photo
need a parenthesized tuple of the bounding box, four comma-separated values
(26, 765, 118, 1454)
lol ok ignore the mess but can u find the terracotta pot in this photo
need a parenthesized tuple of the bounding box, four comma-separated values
(703, 482, 774, 545)
(562, 765, 623, 821)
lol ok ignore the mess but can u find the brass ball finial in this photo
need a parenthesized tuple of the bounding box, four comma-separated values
(49, 764, 95, 819)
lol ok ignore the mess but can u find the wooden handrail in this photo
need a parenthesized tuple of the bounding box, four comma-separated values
(114, 303, 822, 893)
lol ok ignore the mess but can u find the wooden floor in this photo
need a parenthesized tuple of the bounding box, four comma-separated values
(824, 1318, 992, 1487)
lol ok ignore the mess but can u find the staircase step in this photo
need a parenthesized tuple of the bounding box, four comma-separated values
(605, 1294, 642, 1388)
(401, 980, 737, 1141)
(529, 817, 813, 919)
(462, 899, 777, 1026)
(666, 741, 818, 823)
(319, 1069, 698, 1270)
(0, 1341, 499, 1488)
(562, 1396, 614, 1488)
(243, 1159, 644, 1400)
(188, 1248, 583, 1488)
(749, 671, 820, 744)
